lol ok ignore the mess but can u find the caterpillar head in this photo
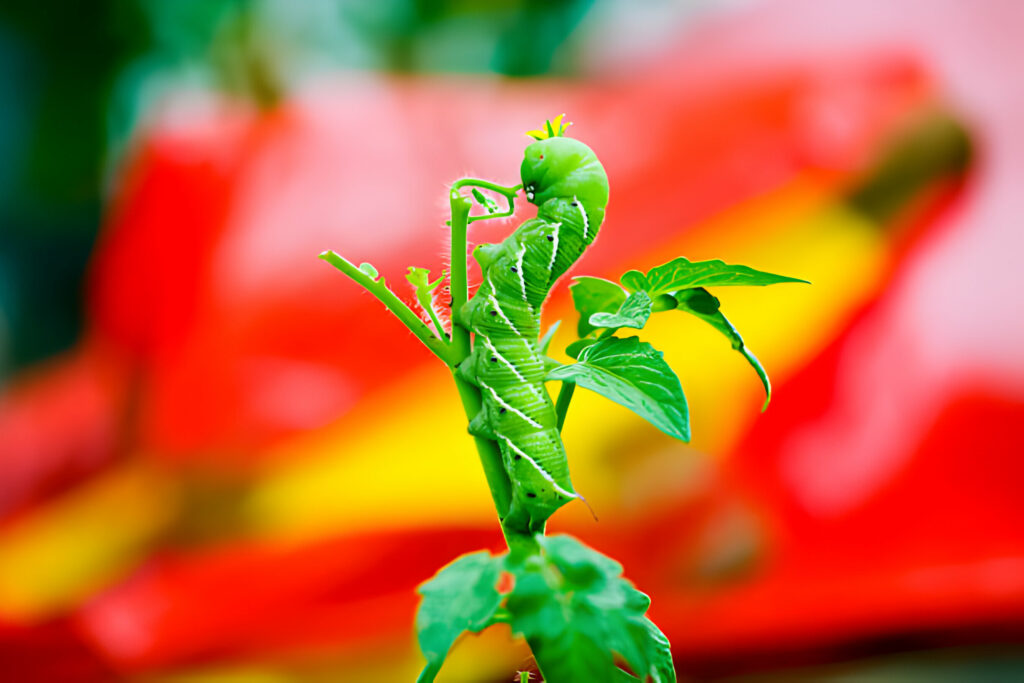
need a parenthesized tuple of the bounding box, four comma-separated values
(520, 118, 609, 209)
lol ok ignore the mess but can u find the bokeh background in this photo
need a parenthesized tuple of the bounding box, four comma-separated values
(1, 0, 1023, 680)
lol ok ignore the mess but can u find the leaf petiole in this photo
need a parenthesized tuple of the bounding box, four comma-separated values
(452, 177, 521, 196)
(451, 178, 521, 224)
(554, 381, 575, 432)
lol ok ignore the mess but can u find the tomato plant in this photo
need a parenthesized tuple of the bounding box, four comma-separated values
(322, 117, 805, 681)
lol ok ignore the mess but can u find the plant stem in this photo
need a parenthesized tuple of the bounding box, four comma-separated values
(453, 375, 512, 519)
(448, 190, 473, 360)
(554, 381, 575, 431)
(319, 251, 454, 366)
(446, 190, 518, 540)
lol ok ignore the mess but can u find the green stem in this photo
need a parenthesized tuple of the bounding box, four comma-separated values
(453, 374, 512, 522)
(448, 191, 473, 360)
(319, 251, 454, 366)
(451, 177, 521, 195)
(554, 381, 575, 432)
(446, 189, 523, 545)
(424, 301, 448, 342)
(416, 663, 440, 683)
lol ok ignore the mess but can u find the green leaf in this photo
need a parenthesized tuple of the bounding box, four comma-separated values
(621, 257, 807, 298)
(619, 269, 648, 292)
(565, 338, 598, 360)
(406, 266, 445, 309)
(651, 294, 678, 312)
(589, 291, 653, 332)
(416, 551, 507, 682)
(636, 619, 676, 683)
(506, 535, 676, 683)
(675, 288, 771, 410)
(546, 336, 690, 441)
(570, 277, 627, 337)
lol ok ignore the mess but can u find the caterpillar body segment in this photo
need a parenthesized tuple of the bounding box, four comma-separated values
(460, 135, 609, 532)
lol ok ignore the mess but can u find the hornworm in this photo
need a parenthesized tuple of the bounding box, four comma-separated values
(457, 123, 609, 533)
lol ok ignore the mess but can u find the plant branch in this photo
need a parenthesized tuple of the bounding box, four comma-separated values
(319, 250, 454, 366)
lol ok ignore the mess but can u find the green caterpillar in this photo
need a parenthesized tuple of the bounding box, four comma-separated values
(457, 120, 609, 533)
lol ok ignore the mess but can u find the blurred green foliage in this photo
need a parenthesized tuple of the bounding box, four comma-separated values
(0, 0, 148, 376)
(0, 0, 597, 380)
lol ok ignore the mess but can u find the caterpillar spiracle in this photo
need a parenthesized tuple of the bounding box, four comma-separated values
(456, 126, 609, 533)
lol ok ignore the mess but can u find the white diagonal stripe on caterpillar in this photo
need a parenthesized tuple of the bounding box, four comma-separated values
(516, 244, 529, 305)
(481, 337, 528, 384)
(486, 278, 524, 339)
(498, 435, 577, 499)
(482, 383, 543, 429)
(547, 221, 561, 274)
(574, 195, 589, 240)
(481, 336, 548, 407)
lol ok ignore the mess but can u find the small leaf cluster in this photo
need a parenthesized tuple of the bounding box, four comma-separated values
(416, 536, 675, 683)
(555, 257, 807, 440)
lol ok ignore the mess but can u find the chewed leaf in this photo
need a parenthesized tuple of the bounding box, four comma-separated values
(570, 276, 627, 338)
(676, 288, 771, 410)
(358, 262, 380, 280)
(621, 257, 807, 297)
(589, 291, 652, 332)
(506, 535, 676, 683)
(407, 266, 445, 309)
(416, 551, 507, 682)
(547, 336, 690, 441)
(471, 188, 500, 213)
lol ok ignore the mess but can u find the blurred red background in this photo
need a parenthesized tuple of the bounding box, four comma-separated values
(1, 0, 1022, 680)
